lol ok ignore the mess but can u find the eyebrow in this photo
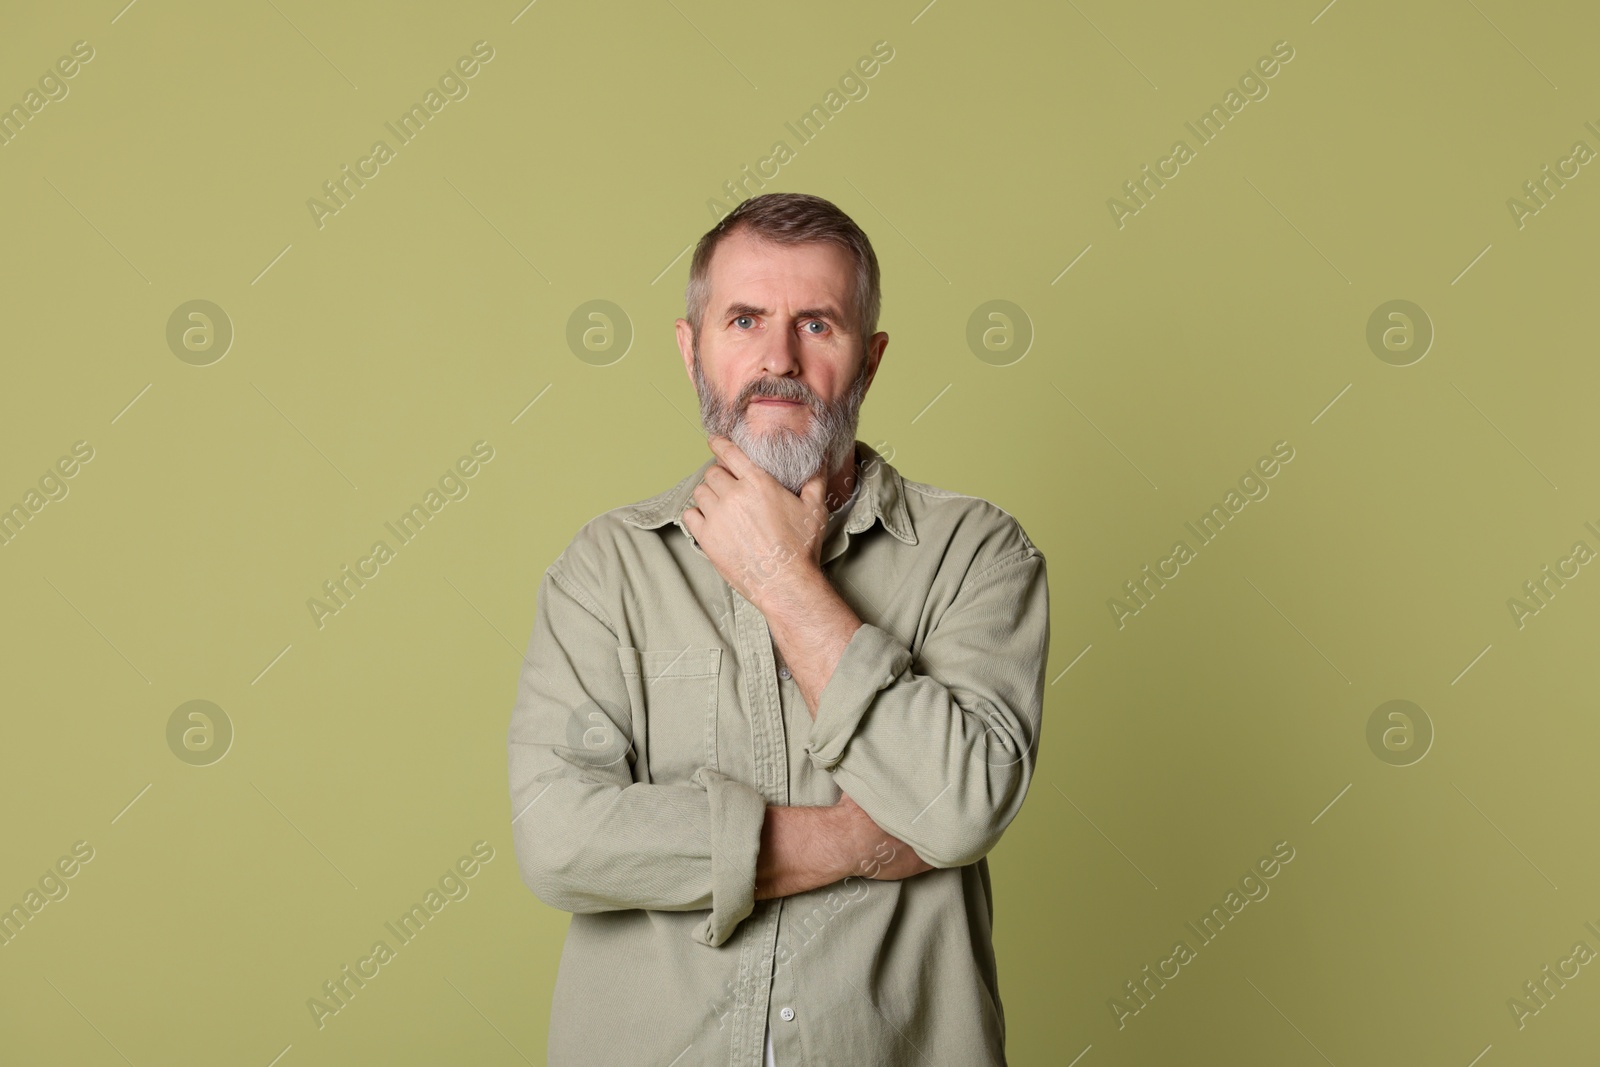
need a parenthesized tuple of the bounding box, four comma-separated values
(722, 302, 849, 327)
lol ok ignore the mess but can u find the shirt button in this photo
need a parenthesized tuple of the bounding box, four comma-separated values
(778, 666, 791, 680)
(779, 1006, 795, 1021)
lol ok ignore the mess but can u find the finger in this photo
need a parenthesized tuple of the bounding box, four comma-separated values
(701, 464, 734, 493)
(693, 474, 729, 511)
(708, 434, 760, 481)
(800, 471, 826, 509)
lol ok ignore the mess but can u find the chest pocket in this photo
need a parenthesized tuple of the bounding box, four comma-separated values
(616, 646, 722, 784)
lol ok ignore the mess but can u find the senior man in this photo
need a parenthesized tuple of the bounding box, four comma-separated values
(508, 192, 1050, 1066)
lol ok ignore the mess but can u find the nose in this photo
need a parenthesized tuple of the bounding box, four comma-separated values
(757, 326, 803, 381)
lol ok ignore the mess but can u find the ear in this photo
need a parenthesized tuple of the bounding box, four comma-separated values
(861, 331, 888, 392)
(674, 318, 696, 383)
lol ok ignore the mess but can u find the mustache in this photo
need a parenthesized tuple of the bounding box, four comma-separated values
(743, 378, 817, 407)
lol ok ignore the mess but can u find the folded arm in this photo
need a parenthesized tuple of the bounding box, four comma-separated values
(763, 536, 1050, 870)
(507, 561, 769, 947)
(508, 540, 961, 945)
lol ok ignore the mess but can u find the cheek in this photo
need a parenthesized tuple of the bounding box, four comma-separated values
(806, 377, 844, 406)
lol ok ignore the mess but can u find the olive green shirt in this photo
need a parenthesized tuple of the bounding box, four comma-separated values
(507, 440, 1050, 1066)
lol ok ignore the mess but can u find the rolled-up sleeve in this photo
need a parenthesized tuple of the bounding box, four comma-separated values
(803, 544, 1049, 870)
(507, 560, 767, 947)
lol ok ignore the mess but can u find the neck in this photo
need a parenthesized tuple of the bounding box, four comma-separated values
(823, 444, 859, 514)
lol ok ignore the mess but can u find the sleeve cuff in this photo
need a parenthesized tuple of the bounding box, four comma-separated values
(804, 622, 914, 772)
(691, 766, 767, 947)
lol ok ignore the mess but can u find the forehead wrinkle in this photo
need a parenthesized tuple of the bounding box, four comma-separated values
(717, 300, 850, 325)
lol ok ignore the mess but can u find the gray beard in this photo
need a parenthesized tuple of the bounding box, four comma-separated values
(692, 347, 869, 495)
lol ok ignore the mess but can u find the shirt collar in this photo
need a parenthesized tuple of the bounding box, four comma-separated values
(620, 439, 917, 552)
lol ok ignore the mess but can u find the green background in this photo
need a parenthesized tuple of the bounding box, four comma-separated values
(2, 0, 1596, 1064)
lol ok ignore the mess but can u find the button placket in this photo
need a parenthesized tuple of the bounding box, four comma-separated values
(731, 589, 788, 1065)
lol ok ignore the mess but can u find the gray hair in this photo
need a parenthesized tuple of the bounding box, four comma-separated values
(684, 192, 882, 346)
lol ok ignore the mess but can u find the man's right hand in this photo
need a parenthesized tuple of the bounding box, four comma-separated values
(833, 791, 935, 881)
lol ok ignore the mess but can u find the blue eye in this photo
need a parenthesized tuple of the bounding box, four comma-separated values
(733, 315, 754, 328)
(805, 320, 827, 334)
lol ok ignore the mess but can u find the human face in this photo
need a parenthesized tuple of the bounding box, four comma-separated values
(675, 229, 887, 494)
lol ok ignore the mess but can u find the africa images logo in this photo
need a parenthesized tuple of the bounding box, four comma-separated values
(1108, 840, 1296, 1029)
(305, 41, 496, 230)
